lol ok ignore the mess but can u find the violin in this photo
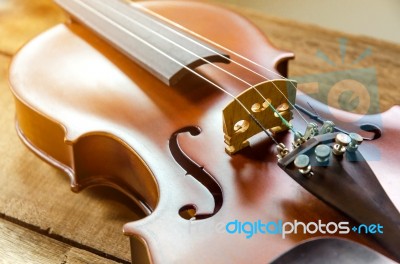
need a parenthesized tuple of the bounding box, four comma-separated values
(8, 0, 400, 263)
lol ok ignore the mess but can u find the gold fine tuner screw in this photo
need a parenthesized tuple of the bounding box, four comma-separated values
(332, 133, 351, 156)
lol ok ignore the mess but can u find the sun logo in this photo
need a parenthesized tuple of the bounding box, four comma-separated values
(295, 37, 379, 123)
(316, 38, 372, 66)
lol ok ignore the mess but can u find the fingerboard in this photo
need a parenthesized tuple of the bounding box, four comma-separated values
(55, 0, 229, 86)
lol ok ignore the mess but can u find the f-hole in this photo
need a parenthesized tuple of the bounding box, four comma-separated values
(169, 126, 223, 220)
(360, 123, 381, 140)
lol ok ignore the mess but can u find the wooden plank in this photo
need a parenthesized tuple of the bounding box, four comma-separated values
(1, 0, 400, 263)
(0, 217, 119, 264)
(0, 0, 66, 55)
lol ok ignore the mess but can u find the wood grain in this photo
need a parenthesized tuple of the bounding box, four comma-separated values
(0, 0, 399, 263)
(0, 0, 65, 55)
(0, 218, 118, 264)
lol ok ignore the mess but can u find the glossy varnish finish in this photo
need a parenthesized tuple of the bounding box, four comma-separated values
(8, 1, 400, 263)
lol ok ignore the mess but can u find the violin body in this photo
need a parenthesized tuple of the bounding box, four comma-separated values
(8, 1, 400, 263)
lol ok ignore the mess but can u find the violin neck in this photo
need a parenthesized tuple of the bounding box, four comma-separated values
(54, 0, 228, 86)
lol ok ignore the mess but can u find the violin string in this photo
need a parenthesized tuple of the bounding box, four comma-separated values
(94, 0, 295, 133)
(132, 2, 309, 126)
(72, 0, 280, 145)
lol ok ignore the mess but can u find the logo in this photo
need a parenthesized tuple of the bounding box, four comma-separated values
(225, 219, 383, 239)
(293, 37, 381, 160)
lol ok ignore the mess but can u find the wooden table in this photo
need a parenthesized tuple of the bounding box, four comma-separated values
(1, 0, 399, 263)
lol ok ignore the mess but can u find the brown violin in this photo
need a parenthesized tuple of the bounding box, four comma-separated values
(8, 0, 400, 263)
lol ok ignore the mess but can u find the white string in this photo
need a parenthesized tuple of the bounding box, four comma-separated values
(132, 2, 308, 125)
(69, 0, 280, 144)
(94, 0, 295, 132)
